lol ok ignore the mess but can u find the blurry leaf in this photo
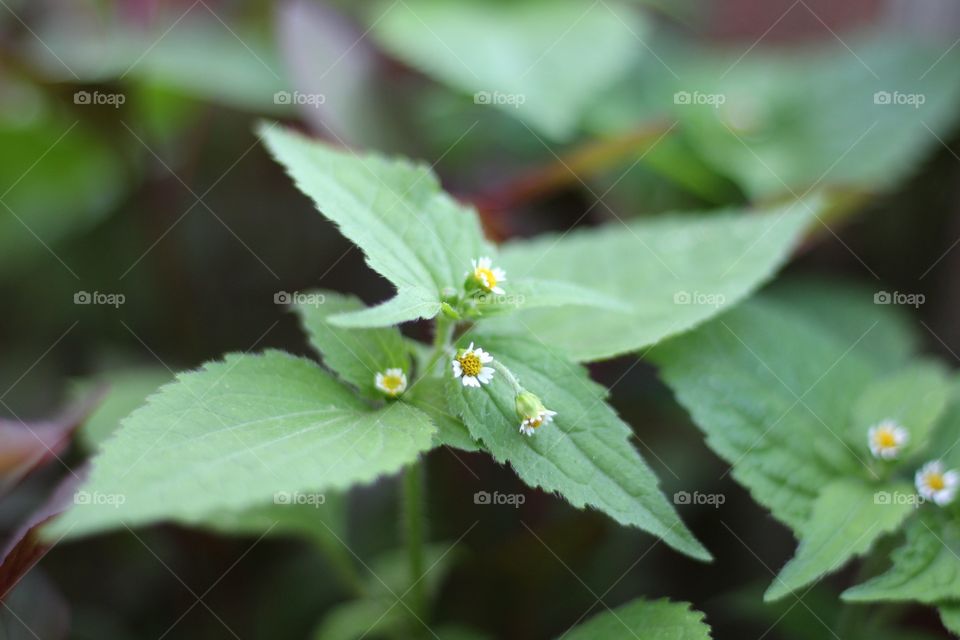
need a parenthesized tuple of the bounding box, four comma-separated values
(0, 114, 125, 275)
(294, 291, 411, 398)
(44, 351, 435, 539)
(370, 0, 645, 139)
(764, 278, 920, 369)
(491, 199, 813, 362)
(589, 32, 960, 198)
(559, 598, 711, 639)
(653, 299, 877, 531)
(407, 377, 479, 452)
(260, 125, 492, 327)
(28, 16, 288, 112)
(313, 542, 460, 640)
(765, 479, 915, 602)
(447, 333, 710, 561)
(849, 361, 951, 456)
(73, 368, 172, 451)
(844, 511, 960, 604)
(0, 389, 104, 496)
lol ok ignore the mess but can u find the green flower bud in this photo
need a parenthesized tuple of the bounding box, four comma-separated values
(515, 390, 556, 437)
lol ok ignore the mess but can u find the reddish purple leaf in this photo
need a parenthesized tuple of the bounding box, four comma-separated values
(0, 387, 105, 496)
(0, 466, 87, 601)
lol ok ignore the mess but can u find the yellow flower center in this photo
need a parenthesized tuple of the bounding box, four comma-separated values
(875, 429, 897, 448)
(381, 375, 404, 394)
(474, 267, 498, 290)
(927, 473, 946, 492)
(458, 353, 482, 377)
(526, 415, 544, 429)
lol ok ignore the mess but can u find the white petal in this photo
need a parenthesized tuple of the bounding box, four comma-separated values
(478, 350, 493, 363)
(452, 361, 462, 377)
(477, 367, 495, 383)
(493, 268, 506, 281)
(945, 470, 960, 488)
(477, 256, 491, 269)
(491, 286, 505, 295)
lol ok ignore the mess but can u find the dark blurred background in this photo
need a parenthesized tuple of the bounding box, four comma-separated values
(1, 0, 960, 638)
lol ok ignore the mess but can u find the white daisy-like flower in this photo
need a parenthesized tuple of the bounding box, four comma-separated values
(451, 342, 494, 388)
(915, 460, 960, 506)
(868, 420, 909, 460)
(374, 368, 407, 397)
(470, 257, 506, 295)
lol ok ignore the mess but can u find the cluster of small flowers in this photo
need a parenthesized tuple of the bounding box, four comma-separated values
(868, 420, 959, 506)
(372, 257, 557, 436)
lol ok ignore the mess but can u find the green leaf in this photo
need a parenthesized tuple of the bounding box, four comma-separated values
(72, 367, 173, 451)
(764, 278, 920, 369)
(490, 200, 814, 362)
(559, 598, 711, 640)
(447, 333, 710, 561)
(652, 299, 878, 531)
(194, 494, 345, 543)
(765, 479, 915, 602)
(591, 33, 960, 199)
(844, 511, 960, 604)
(849, 361, 951, 456)
(691, 36, 960, 199)
(44, 351, 435, 539)
(407, 376, 479, 452)
(27, 17, 288, 113)
(294, 290, 411, 397)
(468, 278, 629, 318)
(370, 0, 645, 139)
(259, 124, 492, 327)
(940, 602, 960, 636)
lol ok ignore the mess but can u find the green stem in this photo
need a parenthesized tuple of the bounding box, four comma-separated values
(402, 463, 428, 622)
(492, 361, 523, 393)
(421, 316, 454, 378)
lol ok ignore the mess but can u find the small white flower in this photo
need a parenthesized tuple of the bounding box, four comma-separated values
(520, 409, 557, 436)
(916, 460, 960, 506)
(470, 257, 506, 295)
(868, 420, 909, 460)
(452, 342, 494, 388)
(515, 390, 556, 436)
(374, 368, 407, 397)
